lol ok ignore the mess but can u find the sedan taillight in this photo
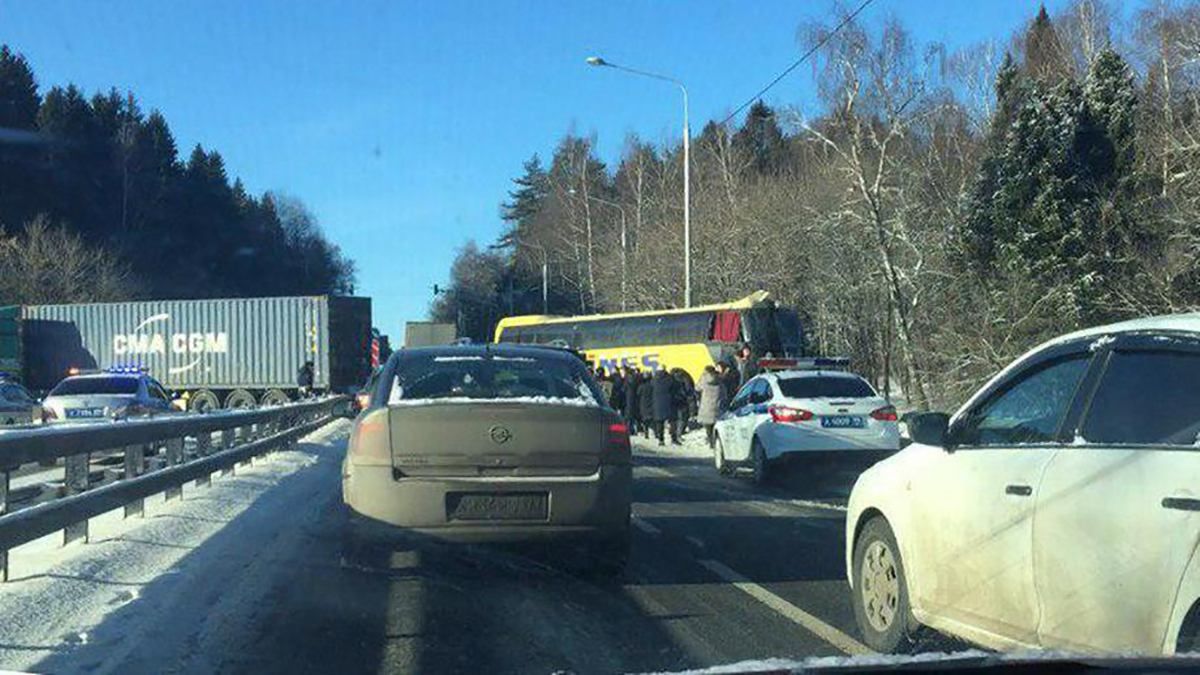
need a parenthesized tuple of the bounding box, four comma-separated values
(348, 409, 391, 466)
(41, 408, 57, 423)
(769, 405, 813, 423)
(606, 422, 631, 454)
(870, 405, 898, 422)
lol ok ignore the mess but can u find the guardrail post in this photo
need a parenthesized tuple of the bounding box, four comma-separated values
(239, 426, 253, 467)
(221, 428, 236, 476)
(64, 452, 89, 545)
(164, 437, 184, 501)
(194, 432, 212, 487)
(124, 444, 144, 518)
(0, 468, 8, 581)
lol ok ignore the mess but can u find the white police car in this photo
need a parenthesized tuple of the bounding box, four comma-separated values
(42, 368, 177, 422)
(713, 358, 900, 483)
(0, 379, 42, 425)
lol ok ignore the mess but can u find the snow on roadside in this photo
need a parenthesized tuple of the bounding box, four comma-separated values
(632, 425, 716, 460)
(0, 420, 350, 674)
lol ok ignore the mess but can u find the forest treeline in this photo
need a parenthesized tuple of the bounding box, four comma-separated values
(0, 45, 355, 304)
(433, 2, 1200, 408)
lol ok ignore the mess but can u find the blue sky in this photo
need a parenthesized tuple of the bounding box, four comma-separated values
(2, 0, 1087, 338)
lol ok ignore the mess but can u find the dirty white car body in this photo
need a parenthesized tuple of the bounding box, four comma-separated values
(846, 313, 1200, 655)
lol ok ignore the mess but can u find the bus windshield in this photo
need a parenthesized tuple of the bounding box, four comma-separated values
(774, 308, 804, 356)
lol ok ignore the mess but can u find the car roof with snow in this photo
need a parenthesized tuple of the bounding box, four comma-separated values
(1047, 311, 1200, 347)
(394, 342, 586, 365)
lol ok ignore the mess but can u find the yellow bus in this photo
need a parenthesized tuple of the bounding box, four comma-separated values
(492, 291, 805, 386)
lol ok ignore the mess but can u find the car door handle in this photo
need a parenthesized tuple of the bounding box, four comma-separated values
(1006, 484, 1033, 497)
(1163, 497, 1200, 512)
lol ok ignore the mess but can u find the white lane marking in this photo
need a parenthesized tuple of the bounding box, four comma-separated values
(631, 516, 662, 536)
(788, 498, 848, 513)
(698, 559, 871, 656)
(685, 535, 705, 550)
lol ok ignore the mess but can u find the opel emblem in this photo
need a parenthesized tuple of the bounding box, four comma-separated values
(489, 425, 512, 444)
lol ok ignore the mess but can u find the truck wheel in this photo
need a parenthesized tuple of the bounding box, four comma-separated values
(189, 389, 220, 413)
(260, 389, 290, 407)
(224, 389, 256, 410)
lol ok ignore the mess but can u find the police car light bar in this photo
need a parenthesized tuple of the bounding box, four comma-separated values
(106, 366, 149, 374)
(758, 356, 851, 372)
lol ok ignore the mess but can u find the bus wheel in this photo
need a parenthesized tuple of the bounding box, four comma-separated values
(224, 389, 257, 410)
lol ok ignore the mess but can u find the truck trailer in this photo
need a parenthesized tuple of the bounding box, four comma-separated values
(2, 296, 372, 410)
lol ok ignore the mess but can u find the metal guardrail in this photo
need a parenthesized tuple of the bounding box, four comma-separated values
(0, 396, 350, 581)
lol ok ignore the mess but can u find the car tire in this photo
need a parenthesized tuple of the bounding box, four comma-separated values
(751, 438, 770, 485)
(852, 516, 914, 653)
(714, 435, 733, 476)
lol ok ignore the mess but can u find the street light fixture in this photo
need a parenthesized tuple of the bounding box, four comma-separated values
(586, 55, 691, 308)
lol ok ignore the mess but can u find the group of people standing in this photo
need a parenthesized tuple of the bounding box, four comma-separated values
(592, 344, 760, 450)
(595, 366, 691, 446)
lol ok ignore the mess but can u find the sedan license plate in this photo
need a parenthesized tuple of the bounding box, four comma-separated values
(446, 492, 549, 521)
(821, 415, 865, 429)
(66, 408, 105, 419)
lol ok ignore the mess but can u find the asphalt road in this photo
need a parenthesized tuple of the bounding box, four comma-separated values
(22, 425, 960, 674)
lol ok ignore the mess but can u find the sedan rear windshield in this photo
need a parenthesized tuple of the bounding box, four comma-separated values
(387, 354, 604, 405)
(49, 377, 139, 396)
(777, 376, 875, 399)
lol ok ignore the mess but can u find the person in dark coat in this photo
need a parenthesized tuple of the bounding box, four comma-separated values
(609, 367, 626, 413)
(720, 358, 742, 407)
(624, 368, 642, 436)
(715, 361, 734, 412)
(735, 343, 759, 388)
(297, 361, 314, 397)
(638, 371, 655, 440)
(651, 369, 679, 446)
(596, 366, 614, 405)
(673, 370, 694, 442)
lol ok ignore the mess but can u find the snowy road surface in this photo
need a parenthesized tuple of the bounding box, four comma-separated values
(0, 420, 959, 674)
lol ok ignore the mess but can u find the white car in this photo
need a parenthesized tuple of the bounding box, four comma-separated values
(713, 369, 900, 483)
(846, 313, 1200, 656)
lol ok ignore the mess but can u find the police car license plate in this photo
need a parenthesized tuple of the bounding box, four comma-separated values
(66, 408, 105, 419)
(821, 415, 865, 429)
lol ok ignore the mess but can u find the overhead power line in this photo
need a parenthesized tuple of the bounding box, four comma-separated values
(720, 0, 878, 126)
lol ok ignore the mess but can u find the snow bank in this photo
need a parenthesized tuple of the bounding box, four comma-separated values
(631, 427, 715, 459)
(641, 650, 993, 674)
(0, 420, 349, 674)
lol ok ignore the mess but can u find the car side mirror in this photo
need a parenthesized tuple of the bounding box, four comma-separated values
(908, 412, 950, 447)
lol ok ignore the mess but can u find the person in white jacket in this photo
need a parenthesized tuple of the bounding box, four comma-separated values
(696, 365, 723, 449)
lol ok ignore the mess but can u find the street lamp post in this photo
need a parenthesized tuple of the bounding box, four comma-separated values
(586, 56, 691, 308)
